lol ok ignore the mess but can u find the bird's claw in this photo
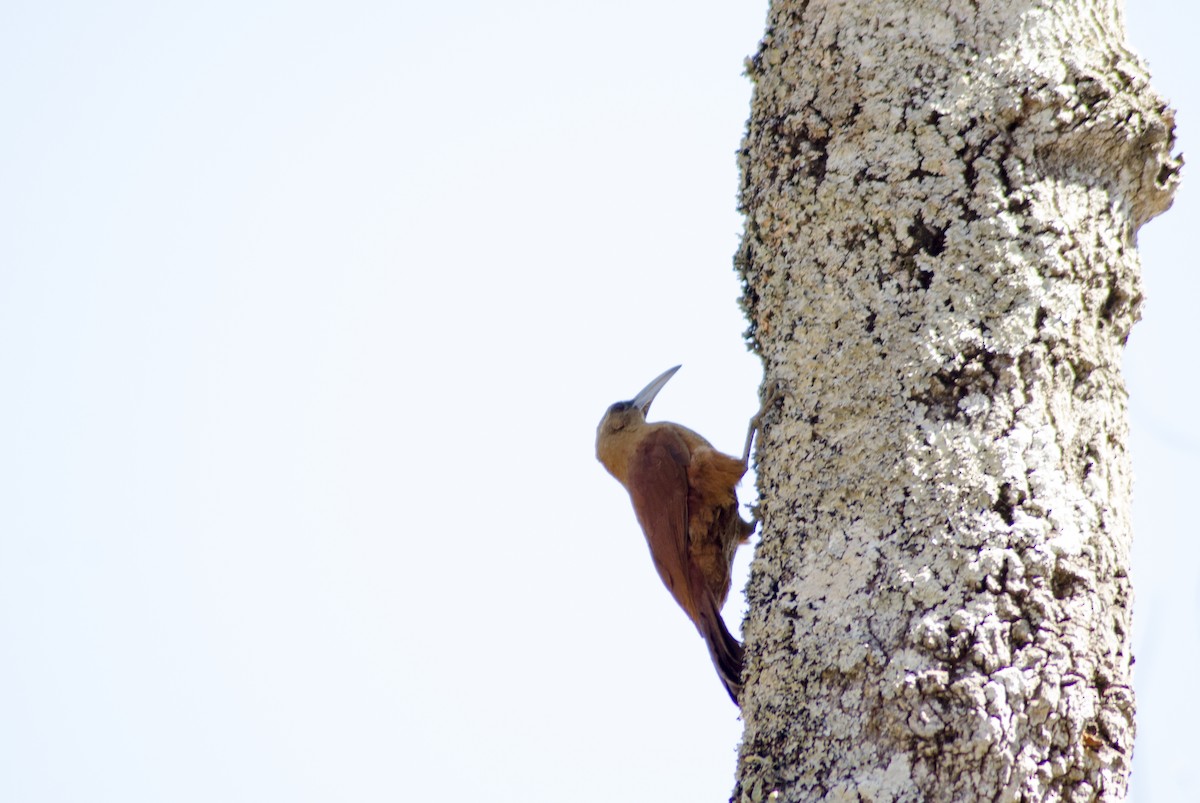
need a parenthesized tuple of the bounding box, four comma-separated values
(742, 378, 793, 466)
(760, 379, 793, 412)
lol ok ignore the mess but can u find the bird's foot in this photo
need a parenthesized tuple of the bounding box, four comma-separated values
(741, 379, 793, 465)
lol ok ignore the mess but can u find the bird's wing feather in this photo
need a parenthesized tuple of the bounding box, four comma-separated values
(627, 426, 744, 702)
(627, 427, 700, 621)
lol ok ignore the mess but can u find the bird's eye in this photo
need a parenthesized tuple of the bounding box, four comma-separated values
(608, 401, 632, 414)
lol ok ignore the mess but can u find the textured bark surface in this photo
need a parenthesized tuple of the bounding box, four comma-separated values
(734, 1, 1179, 801)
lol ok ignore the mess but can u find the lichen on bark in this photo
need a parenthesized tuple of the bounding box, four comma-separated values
(733, 1, 1179, 801)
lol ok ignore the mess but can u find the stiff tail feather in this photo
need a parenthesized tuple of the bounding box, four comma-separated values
(695, 599, 744, 705)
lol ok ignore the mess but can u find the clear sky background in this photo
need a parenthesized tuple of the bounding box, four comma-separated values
(0, 2, 1193, 802)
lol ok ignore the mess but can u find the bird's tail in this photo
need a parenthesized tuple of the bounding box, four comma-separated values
(695, 596, 744, 705)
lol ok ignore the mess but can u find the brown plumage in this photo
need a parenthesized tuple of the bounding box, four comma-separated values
(595, 365, 759, 704)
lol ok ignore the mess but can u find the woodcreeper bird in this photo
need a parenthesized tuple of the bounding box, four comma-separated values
(596, 365, 771, 704)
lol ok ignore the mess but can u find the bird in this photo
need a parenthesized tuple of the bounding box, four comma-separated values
(595, 365, 774, 704)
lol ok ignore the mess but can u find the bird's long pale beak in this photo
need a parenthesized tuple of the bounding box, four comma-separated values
(631, 365, 681, 416)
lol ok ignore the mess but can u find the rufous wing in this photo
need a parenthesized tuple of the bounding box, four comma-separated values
(627, 427, 744, 703)
(627, 427, 699, 622)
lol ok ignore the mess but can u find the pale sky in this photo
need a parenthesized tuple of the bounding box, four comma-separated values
(0, 2, 1194, 802)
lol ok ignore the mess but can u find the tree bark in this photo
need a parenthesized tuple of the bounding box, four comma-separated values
(734, 1, 1179, 801)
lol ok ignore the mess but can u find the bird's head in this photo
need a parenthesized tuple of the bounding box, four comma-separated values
(596, 364, 680, 440)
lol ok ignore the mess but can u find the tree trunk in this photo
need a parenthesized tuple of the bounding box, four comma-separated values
(734, 1, 1179, 801)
